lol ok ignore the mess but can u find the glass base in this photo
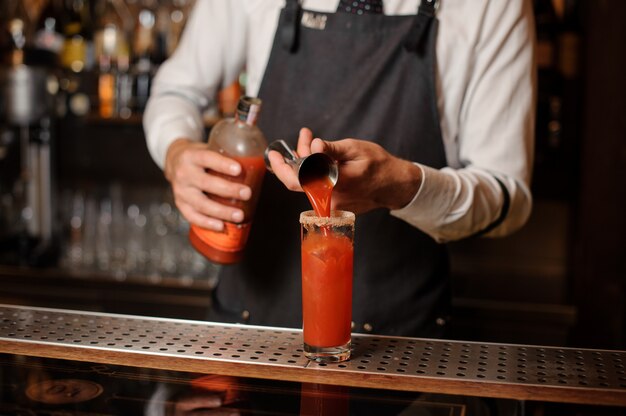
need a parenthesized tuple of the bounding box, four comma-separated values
(304, 341, 351, 363)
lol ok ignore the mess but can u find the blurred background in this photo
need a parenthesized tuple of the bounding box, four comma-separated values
(0, 0, 624, 351)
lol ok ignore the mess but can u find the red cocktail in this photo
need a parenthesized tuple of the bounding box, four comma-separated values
(300, 210, 355, 362)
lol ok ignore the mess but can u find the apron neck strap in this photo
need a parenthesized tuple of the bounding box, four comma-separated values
(282, 0, 302, 52)
(404, 0, 439, 53)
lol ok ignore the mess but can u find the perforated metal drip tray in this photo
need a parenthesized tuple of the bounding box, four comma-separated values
(1, 304, 625, 407)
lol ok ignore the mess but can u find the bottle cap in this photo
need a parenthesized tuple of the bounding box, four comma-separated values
(237, 96, 262, 124)
(237, 96, 262, 113)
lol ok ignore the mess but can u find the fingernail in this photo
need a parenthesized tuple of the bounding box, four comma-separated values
(230, 164, 241, 175)
(208, 220, 224, 231)
(231, 211, 244, 222)
(239, 187, 251, 200)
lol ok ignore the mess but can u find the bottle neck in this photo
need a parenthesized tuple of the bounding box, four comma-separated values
(235, 103, 261, 126)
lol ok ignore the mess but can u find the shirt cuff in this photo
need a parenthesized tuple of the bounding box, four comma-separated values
(390, 163, 458, 240)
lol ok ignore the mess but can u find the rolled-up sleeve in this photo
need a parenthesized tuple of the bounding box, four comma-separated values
(392, 0, 536, 242)
(143, 0, 247, 169)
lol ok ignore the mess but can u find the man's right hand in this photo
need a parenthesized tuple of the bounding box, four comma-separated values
(164, 139, 252, 231)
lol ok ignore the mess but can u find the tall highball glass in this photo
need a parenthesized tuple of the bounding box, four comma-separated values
(300, 210, 355, 363)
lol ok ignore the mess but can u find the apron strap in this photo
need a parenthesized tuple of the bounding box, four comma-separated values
(404, 0, 439, 54)
(282, 0, 301, 53)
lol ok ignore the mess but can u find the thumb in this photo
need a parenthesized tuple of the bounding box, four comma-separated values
(311, 139, 359, 161)
(311, 138, 347, 160)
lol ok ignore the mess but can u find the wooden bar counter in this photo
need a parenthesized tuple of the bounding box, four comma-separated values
(1, 304, 625, 415)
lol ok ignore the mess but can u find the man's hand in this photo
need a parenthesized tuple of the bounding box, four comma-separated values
(164, 138, 252, 230)
(268, 128, 423, 214)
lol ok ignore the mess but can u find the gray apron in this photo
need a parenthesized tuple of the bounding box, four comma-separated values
(209, 0, 451, 338)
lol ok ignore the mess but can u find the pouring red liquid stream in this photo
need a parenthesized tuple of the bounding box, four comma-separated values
(302, 175, 334, 217)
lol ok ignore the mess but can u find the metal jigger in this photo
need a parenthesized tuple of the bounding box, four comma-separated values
(264, 140, 338, 186)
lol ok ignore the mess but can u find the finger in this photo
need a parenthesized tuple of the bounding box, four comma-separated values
(296, 127, 314, 157)
(190, 149, 242, 177)
(310, 137, 326, 154)
(312, 138, 347, 160)
(315, 138, 360, 161)
(191, 172, 252, 202)
(178, 188, 245, 225)
(169, 148, 250, 201)
(268, 150, 302, 191)
(176, 200, 225, 231)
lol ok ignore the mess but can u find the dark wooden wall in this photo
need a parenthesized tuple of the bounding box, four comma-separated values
(570, 0, 626, 349)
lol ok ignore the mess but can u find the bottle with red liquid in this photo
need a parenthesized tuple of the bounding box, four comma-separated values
(189, 96, 267, 264)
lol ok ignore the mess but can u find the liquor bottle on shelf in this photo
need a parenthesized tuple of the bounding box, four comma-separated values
(4, 0, 35, 51)
(154, 0, 194, 65)
(54, 0, 96, 118)
(132, 0, 158, 113)
(94, 0, 133, 68)
(189, 96, 268, 265)
(132, 0, 157, 61)
(34, 0, 65, 56)
(60, 0, 93, 73)
(94, 0, 131, 118)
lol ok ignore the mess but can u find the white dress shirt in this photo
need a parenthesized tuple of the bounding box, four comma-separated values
(144, 0, 536, 242)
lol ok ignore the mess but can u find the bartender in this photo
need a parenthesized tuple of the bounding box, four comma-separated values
(143, 0, 535, 338)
